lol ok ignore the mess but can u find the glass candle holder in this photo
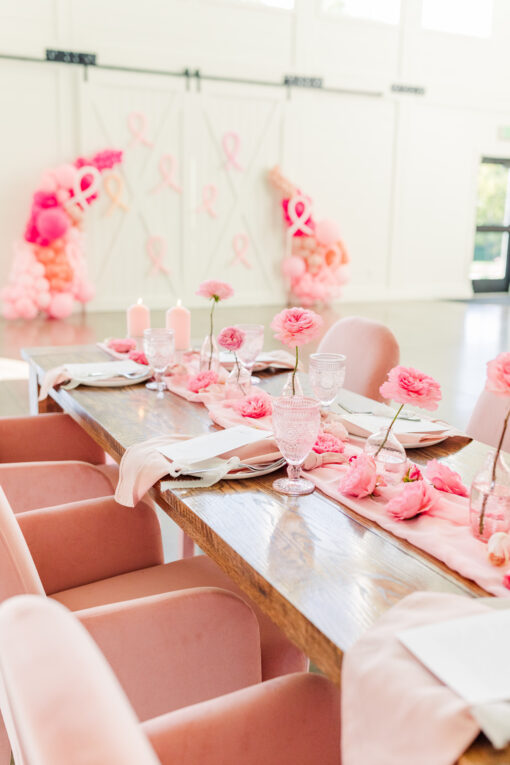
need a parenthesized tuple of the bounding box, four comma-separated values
(199, 333, 220, 374)
(470, 452, 510, 541)
(364, 427, 407, 486)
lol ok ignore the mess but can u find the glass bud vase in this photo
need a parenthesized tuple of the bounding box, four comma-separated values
(224, 364, 251, 399)
(199, 334, 220, 374)
(469, 452, 510, 542)
(364, 428, 407, 486)
(281, 372, 303, 397)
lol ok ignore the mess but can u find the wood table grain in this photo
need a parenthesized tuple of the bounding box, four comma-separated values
(21, 344, 509, 763)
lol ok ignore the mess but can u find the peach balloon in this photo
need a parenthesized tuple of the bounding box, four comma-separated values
(315, 219, 341, 247)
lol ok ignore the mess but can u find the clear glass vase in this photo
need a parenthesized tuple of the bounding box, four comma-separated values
(364, 427, 407, 486)
(469, 452, 510, 542)
(199, 334, 220, 374)
(281, 371, 303, 397)
(224, 363, 251, 399)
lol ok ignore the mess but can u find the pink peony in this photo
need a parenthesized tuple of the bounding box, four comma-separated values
(196, 280, 234, 302)
(128, 350, 149, 365)
(187, 370, 218, 393)
(379, 366, 442, 411)
(271, 307, 323, 348)
(385, 480, 438, 521)
(234, 392, 272, 419)
(424, 459, 468, 497)
(107, 338, 136, 354)
(339, 453, 377, 498)
(403, 464, 423, 482)
(486, 353, 510, 397)
(217, 326, 245, 352)
(313, 433, 345, 454)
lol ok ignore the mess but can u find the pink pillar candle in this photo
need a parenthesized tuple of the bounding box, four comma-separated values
(127, 298, 150, 338)
(166, 299, 191, 351)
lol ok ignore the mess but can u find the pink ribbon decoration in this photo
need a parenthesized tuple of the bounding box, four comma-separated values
(65, 165, 101, 213)
(222, 131, 243, 171)
(103, 172, 129, 215)
(231, 233, 251, 269)
(287, 194, 314, 237)
(197, 184, 218, 218)
(150, 154, 182, 194)
(127, 111, 153, 148)
(146, 235, 170, 276)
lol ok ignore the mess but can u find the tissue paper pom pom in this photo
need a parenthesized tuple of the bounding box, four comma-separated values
(48, 292, 73, 319)
(36, 208, 70, 242)
(53, 164, 77, 189)
(315, 219, 341, 247)
(282, 256, 306, 280)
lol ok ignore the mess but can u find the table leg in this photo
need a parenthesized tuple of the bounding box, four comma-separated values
(28, 364, 62, 415)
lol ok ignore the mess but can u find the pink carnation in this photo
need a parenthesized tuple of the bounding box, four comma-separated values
(271, 307, 323, 348)
(217, 326, 245, 352)
(107, 338, 136, 354)
(403, 464, 423, 482)
(128, 350, 148, 365)
(339, 453, 377, 498)
(196, 280, 234, 302)
(313, 433, 345, 454)
(234, 392, 272, 419)
(379, 365, 442, 411)
(486, 353, 510, 397)
(385, 480, 438, 521)
(187, 370, 218, 393)
(424, 459, 468, 497)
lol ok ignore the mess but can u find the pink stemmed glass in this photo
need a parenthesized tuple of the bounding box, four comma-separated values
(272, 396, 321, 496)
(236, 324, 264, 385)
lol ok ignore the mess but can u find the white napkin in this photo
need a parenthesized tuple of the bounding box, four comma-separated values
(339, 412, 452, 445)
(38, 361, 149, 400)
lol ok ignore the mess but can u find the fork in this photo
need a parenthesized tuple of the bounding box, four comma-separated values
(84, 370, 145, 380)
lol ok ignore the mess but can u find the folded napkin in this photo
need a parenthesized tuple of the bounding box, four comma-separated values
(339, 411, 454, 446)
(342, 592, 488, 765)
(206, 398, 273, 431)
(164, 370, 229, 404)
(219, 349, 302, 372)
(38, 361, 149, 401)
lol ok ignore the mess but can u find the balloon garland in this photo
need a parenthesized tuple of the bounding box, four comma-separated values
(1, 149, 122, 320)
(268, 166, 350, 307)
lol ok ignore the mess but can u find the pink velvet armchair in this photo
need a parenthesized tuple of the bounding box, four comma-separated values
(0, 595, 340, 765)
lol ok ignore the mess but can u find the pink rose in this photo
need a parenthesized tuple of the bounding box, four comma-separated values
(217, 326, 245, 352)
(385, 480, 438, 521)
(379, 365, 442, 411)
(487, 532, 510, 567)
(339, 453, 377, 498)
(128, 350, 148, 365)
(403, 464, 423, 482)
(424, 459, 468, 497)
(486, 353, 510, 397)
(107, 337, 136, 354)
(234, 392, 272, 419)
(270, 307, 323, 348)
(187, 370, 218, 393)
(313, 433, 345, 454)
(196, 280, 234, 302)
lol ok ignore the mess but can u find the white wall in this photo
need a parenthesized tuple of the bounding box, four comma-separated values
(2, 0, 510, 309)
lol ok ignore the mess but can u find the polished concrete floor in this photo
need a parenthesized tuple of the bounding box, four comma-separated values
(0, 298, 507, 429)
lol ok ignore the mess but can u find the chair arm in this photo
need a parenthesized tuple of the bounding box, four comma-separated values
(142, 672, 341, 765)
(0, 413, 106, 464)
(78, 588, 261, 722)
(17, 497, 163, 594)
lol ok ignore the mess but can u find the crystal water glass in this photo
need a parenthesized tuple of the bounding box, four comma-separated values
(309, 353, 346, 408)
(236, 324, 264, 385)
(143, 328, 175, 400)
(272, 396, 321, 496)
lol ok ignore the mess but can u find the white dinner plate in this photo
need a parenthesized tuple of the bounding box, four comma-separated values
(68, 371, 152, 388)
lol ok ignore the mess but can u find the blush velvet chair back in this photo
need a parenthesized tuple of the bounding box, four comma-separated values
(0, 596, 341, 765)
(467, 389, 510, 453)
(317, 316, 400, 402)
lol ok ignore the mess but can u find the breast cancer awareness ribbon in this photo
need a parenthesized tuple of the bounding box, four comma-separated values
(232, 233, 251, 269)
(65, 166, 101, 213)
(146, 235, 170, 276)
(103, 172, 129, 215)
(150, 154, 182, 194)
(285, 194, 314, 259)
(222, 131, 243, 171)
(127, 111, 153, 148)
(196, 184, 218, 217)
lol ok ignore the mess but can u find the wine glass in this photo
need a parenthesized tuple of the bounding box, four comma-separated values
(143, 328, 175, 399)
(272, 396, 321, 496)
(236, 324, 264, 385)
(309, 353, 346, 409)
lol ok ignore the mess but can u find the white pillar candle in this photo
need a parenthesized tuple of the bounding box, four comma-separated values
(127, 297, 150, 338)
(166, 299, 191, 351)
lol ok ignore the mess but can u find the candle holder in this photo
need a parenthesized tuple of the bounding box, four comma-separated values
(470, 452, 510, 541)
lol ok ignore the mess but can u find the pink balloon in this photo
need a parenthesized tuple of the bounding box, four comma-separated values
(282, 256, 306, 280)
(2, 302, 18, 320)
(30, 261, 45, 278)
(53, 163, 77, 189)
(36, 208, 70, 242)
(75, 282, 95, 303)
(48, 292, 73, 319)
(36, 292, 51, 309)
(315, 219, 341, 247)
(38, 172, 58, 192)
(14, 297, 38, 320)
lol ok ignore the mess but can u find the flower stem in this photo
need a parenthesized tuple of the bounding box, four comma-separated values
(479, 406, 510, 536)
(291, 347, 299, 396)
(208, 299, 215, 370)
(374, 403, 404, 458)
(234, 352, 245, 393)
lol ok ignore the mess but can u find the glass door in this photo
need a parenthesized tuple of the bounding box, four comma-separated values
(471, 157, 510, 293)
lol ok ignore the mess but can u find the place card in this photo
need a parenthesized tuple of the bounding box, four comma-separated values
(159, 425, 273, 466)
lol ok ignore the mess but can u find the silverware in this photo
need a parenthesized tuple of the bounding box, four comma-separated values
(84, 370, 146, 380)
(337, 402, 421, 422)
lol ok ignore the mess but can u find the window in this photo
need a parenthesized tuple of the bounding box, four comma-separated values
(421, 0, 492, 38)
(321, 0, 400, 25)
(471, 158, 510, 292)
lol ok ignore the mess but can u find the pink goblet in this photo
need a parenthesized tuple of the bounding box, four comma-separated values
(272, 396, 321, 496)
